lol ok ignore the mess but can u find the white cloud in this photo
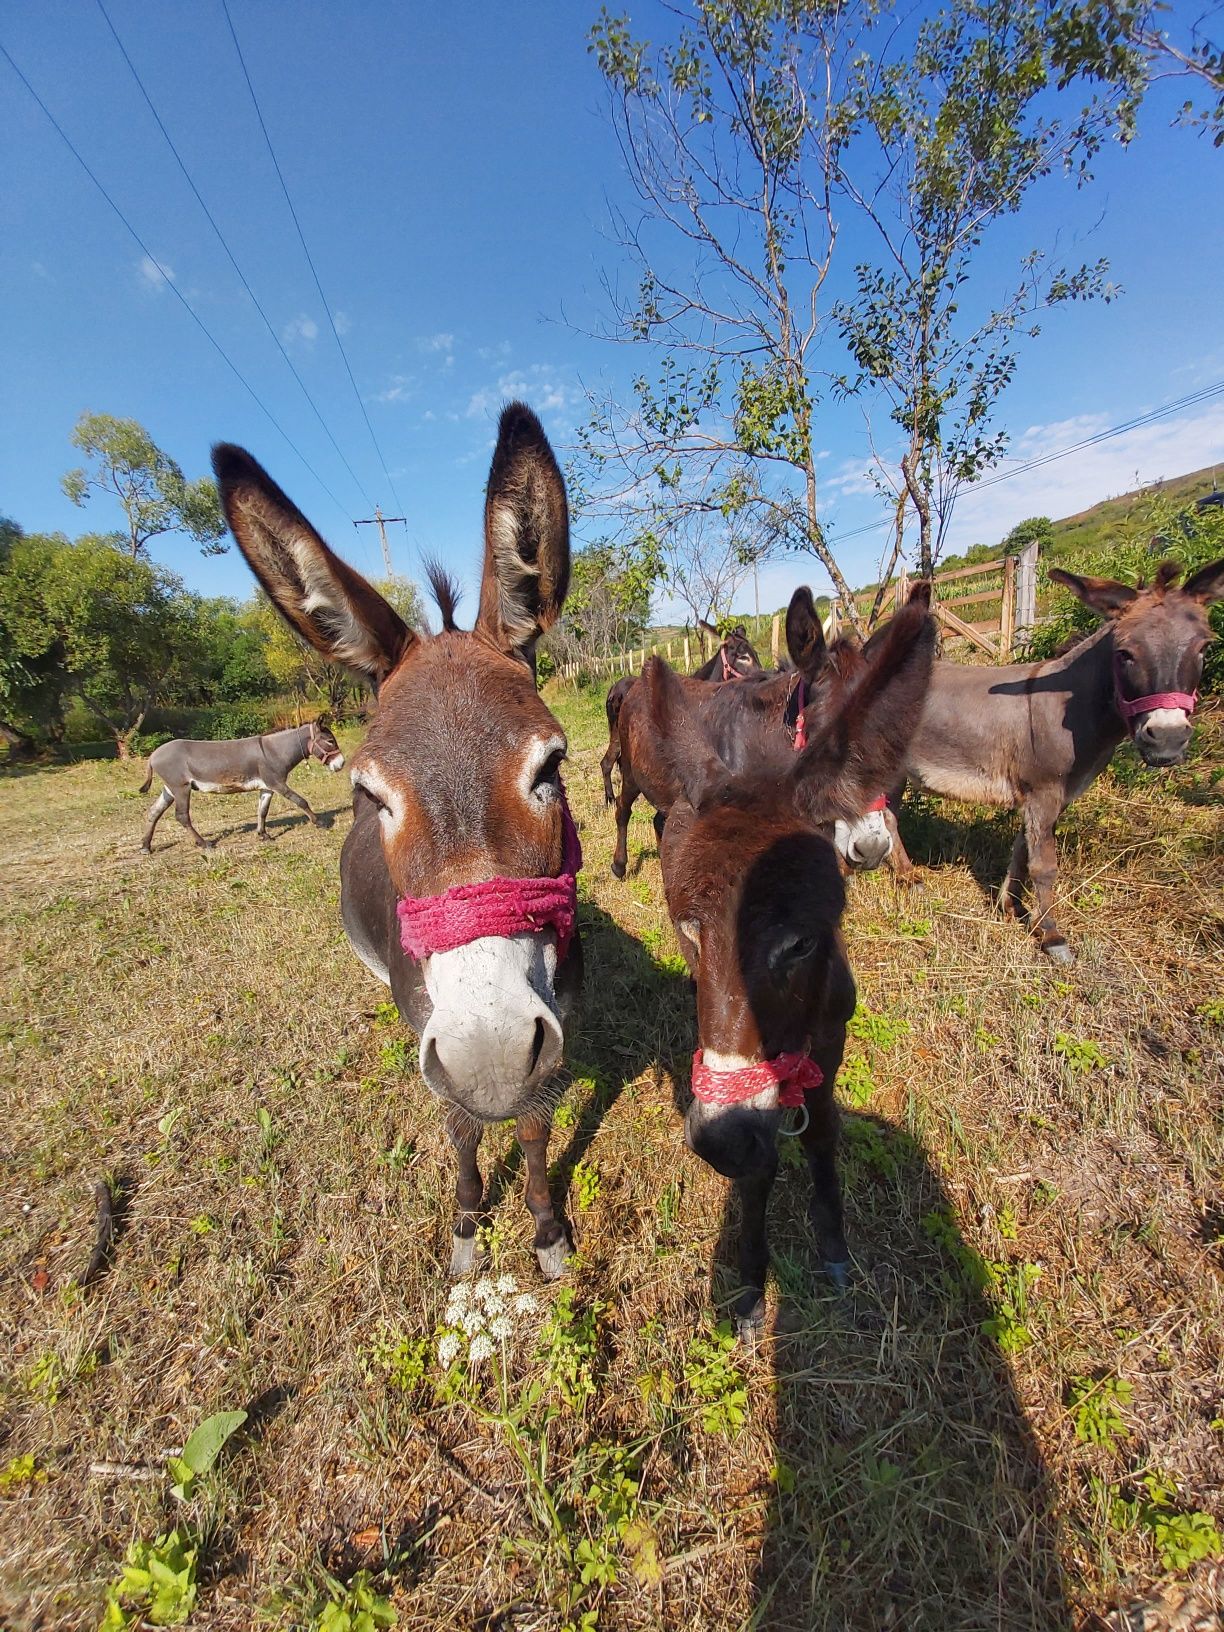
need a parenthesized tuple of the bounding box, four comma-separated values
(416, 331, 454, 354)
(332, 310, 352, 335)
(946, 401, 1224, 552)
(824, 457, 883, 500)
(283, 313, 318, 344)
(374, 373, 414, 404)
(466, 364, 578, 420)
(477, 340, 512, 363)
(138, 254, 174, 291)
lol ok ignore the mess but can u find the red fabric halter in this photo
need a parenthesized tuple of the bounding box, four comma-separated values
(396, 791, 582, 963)
(691, 1049, 823, 1109)
(1112, 651, 1196, 731)
(720, 644, 746, 682)
(865, 793, 888, 812)
(790, 676, 807, 751)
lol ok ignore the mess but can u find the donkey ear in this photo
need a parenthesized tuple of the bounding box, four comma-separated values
(641, 656, 729, 814)
(789, 596, 935, 825)
(1182, 556, 1224, 605)
(476, 402, 570, 664)
(785, 587, 828, 680)
(1048, 567, 1137, 619)
(212, 445, 412, 685)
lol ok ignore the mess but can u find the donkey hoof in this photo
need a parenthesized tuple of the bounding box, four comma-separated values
(201, 840, 217, 852)
(1043, 940, 1075, 965)
(536, 1236, 571, 1281)
(824, 1259, 852, 1292)
(257, 831, 272, 842)
(610, 859, 626, 881)
(448, 1232, 486, 1278)
(735, 1297, 766, 1345)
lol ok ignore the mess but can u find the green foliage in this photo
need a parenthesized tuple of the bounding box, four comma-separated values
(0, 1453, 47, 1492)
(1068, 1374, 1132, 1447)
(62, 413, 225, 560)
(838, 1051, 876, 1108)
(847, 1002, 909, 1050)
(572, 1160, 602, 1211)
(166, 1409, 247, 1502)
(1054, 1033, 1109, 1074)
(100, 1527, 199, 1628)
(684, 1322, 749, 1437)
(538, 1289, 605, 1412)
(312, 1570, 398, 1631)
(364, 1330, 430, 1393)
(1110, 1471, 1224, 1570)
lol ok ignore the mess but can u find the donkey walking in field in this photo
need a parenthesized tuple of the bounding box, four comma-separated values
(599, 626, 763, 805)
(140, 720, 345, 851)
(637, 594, 936, 1336)
(611, 585, 927, 879)
(213, 403, 582, 1277)
(886, 559, 1224, 959)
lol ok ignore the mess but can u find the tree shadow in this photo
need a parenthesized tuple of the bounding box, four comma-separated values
(706, 1113, 1068, 1629)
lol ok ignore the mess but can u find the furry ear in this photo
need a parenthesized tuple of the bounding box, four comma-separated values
(1182, 556, 1224, 605)
(640, 656, 729, 814)
(1048, 567, 1137, 619)
(476, 402, 570, 665)
(790, 596, 935, 825)
(213, 444, 412, 685)
(785, 586, 828, 681)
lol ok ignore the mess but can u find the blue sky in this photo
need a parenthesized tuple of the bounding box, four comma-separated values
(3, 1, 1222, 622)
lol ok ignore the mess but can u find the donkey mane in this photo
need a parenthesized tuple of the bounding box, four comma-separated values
(423, 557, 463, 633)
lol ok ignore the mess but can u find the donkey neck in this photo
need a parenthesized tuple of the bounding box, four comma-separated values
(1039, 621, 1127, 754)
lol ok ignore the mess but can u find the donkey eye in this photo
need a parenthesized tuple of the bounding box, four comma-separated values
(355, 778, 389, 815)
(770, 931, 819, 972)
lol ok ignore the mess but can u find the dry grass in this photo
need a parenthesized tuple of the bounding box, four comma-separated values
(1, 698, 1222, 1632)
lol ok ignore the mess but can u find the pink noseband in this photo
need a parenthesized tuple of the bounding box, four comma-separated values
(691, 1049, 823, 1110)
(1113, 649, 1196, 730)
(396, 791, 582, 963)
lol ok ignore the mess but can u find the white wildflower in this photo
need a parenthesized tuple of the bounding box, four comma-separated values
(474, 1277, 496, 1303)
(437, 1332, 460, 1366)
(461, 1310, 485, 1336)
(490, 1315, 512, 1340)
(444, 1284, 469, 1320)
(513, 1293, 538, 1316)
(496, 1274, 516, 1295)
(482, 1293, 505, 1316)
(468, 1334, 494, 1364)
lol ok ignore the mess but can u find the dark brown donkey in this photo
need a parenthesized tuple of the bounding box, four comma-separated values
(886, 559, 1224, 960)
(599, 626, 763, 805)
(212, 403, 582, 1277)
(139, 720, 345, 850)
(611, 586, 924, 878)
(637, 595, 936, 1337)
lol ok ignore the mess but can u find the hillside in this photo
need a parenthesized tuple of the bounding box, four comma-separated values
(1042, 462, 1222, 560)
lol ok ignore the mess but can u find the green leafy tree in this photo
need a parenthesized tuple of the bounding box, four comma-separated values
(0, 523, 72, 756)
(547, 539, 658, 666)
(1003, 517, 1055, 555)
(61, 413, 226, 560)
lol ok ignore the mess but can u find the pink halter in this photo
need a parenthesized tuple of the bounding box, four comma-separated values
(1113, 651, 1196, 732)
(691, 1049, 823, 1110)
(720, 644, 746, 682)
(396, 793, 582, 963)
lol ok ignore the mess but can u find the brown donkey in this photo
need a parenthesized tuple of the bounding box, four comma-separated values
(599, 626, 764, 804)
(213, 403, 582, 1277)
(639, 594, 936, 1336)
(887, 559, 1224, 960)
(612, 585, 929, 880)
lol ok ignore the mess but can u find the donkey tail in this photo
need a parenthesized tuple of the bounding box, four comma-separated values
(138, 764, 154, 794)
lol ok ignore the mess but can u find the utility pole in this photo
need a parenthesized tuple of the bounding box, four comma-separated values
(354, 506, 405, 576)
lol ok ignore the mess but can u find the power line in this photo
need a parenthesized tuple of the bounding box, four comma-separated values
(94, 0, 375, 520)
(827, 378, 1224, 552)
(220, 0, 406, 518)
(0, 38, 352, 521)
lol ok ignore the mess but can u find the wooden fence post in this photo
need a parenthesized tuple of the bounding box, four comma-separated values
(683, 636, 691, 671)
(1015, 540, 1038, 648)
(770, 613, 781, 666)
(1000, 554, 1017, 659)
(828, 600, 841, 640)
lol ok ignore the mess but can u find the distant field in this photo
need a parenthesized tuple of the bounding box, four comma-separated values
(1, 691, 1222, 1630)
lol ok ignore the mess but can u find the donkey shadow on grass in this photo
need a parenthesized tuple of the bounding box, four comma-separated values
(891, 790, 1020, 908)
(707, 1112, 1069, 1631)
(475, 899, 691, 1240)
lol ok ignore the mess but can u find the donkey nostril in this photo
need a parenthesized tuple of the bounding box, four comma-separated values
(528, 1017, 547, 1077)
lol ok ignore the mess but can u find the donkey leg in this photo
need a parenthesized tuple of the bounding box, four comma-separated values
(174, 788, 213, 849)
(255, 790, 274, 839)
(800, 1090, 850, 1287)
(271, 781, 318, 826)
(141, 787, 173, 852)
(731, 1160, 779, 1342)
(446, 1107, 486, 1276)
(1024, 796, 1072, 961)
(611, 768, 639, 880)
(516, 1112, 570, 1280)
(998, 827, 1028, 918)
(599, 735, 619, 806)
(883, 784, 917, 882)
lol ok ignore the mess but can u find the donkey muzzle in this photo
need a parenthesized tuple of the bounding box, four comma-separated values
(834, 809, 892, 870)
(1131, 707, 1192, 766)
(418, 932, 564, 1119)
